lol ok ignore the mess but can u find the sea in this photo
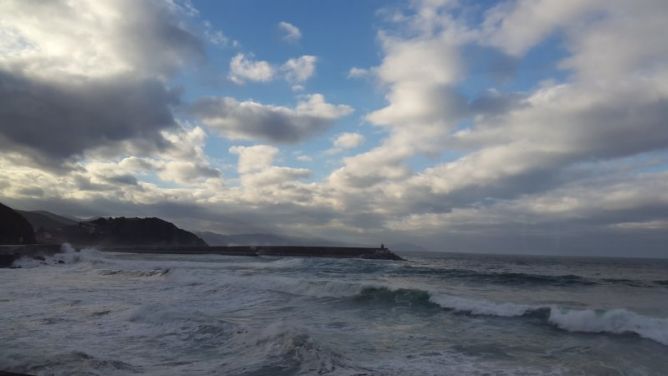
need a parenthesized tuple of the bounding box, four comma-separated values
(1, 247, 668, 375)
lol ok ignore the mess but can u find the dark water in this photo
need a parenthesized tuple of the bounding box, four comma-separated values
(1, 248, 668, 375)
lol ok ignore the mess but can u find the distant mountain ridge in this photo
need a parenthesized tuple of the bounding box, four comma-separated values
(17, 209, 78, 243)
(17, 210, 77, 230)
(63, 217, 207, 247)
(196, 231, 346, 247)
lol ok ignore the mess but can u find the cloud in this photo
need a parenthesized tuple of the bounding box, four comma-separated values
(278, 21, 302, 42)
(385, 170, 668, 255)
(327, 132, 365, 154)
(394, 0, 668, 202)
(228, 53, 275, 84)
(281, 55, 317, 83)
(156, 126, 221, 184)
(192, 94, 353, 143)
(0, 0, 204, 80)
(0, 0, 205, 167)
(2, 0, 668, 256)
(321, 0, 668, 255)
(334, 133, 365, 149)
(0, 71, 184, 167)
(66, 126, 221, 189)
(203, 21, 237, 47)
(481, 0, 602, 56)
(347, 67, 369, 79)
(229, 145, 312, 203)
(228, 54, 317, 86)
(329, 29, 469, 189)
(229, 145, 279, 174)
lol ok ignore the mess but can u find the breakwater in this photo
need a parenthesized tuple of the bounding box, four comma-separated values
(101, 245, 404, 260)
(1, 244, 403, 267)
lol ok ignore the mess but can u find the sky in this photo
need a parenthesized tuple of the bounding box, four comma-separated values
(1, 0, 667, 257)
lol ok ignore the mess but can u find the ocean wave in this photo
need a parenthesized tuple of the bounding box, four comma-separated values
(5, 350, 141, 375)
(399, 265, 665, 288)
(222, 327, 355, 376)
(354, 286, 439, 308)
(352, 286, 668, 346)
(548, 308, 668, 346)
(98, 268, 170, 278)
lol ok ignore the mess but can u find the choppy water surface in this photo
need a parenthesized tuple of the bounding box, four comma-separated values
(2, 249, 668, 375)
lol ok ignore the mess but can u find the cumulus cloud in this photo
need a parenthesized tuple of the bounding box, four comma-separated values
(229, 145, 279, 174)
(192, 94, 353, 143)
(0, 0, 204, 80)
(0, 0, 204, 166)
(157, 127, 221, 184)
(278, 21, 302, 42)
(228, 53, 275, 84)
(2, 0, 668, 256)
(396, 0, 668, 202)
(228, 54, 317, 86)
(329, 32, 468, 188)
(229, 145, 312, 204)
(334, 133, 365, 150)
(327, 132, 365, 154)
(281, 55, 317, 83)
(321, 0, 668, 255)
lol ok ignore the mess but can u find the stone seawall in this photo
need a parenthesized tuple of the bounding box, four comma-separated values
(0, 244, 404, 267)
(101, 245, 404, 260)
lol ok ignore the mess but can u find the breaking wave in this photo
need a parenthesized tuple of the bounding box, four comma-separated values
(352, 286, 668, 346)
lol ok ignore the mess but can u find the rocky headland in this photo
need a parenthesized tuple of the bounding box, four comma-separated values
(0, 203, 36, 245)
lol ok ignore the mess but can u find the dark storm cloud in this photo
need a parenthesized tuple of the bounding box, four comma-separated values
(104, 174, 139, 186)
(469, 90, 525, 118)
(0, 0, 207, 167)
(0, 71, 179, 166)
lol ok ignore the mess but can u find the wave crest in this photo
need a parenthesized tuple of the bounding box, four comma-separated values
(351, 286, 668, 346)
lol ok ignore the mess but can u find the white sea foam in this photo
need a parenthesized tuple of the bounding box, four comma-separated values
(430, 291, 668, 346)
(548, 308, 668, 346)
